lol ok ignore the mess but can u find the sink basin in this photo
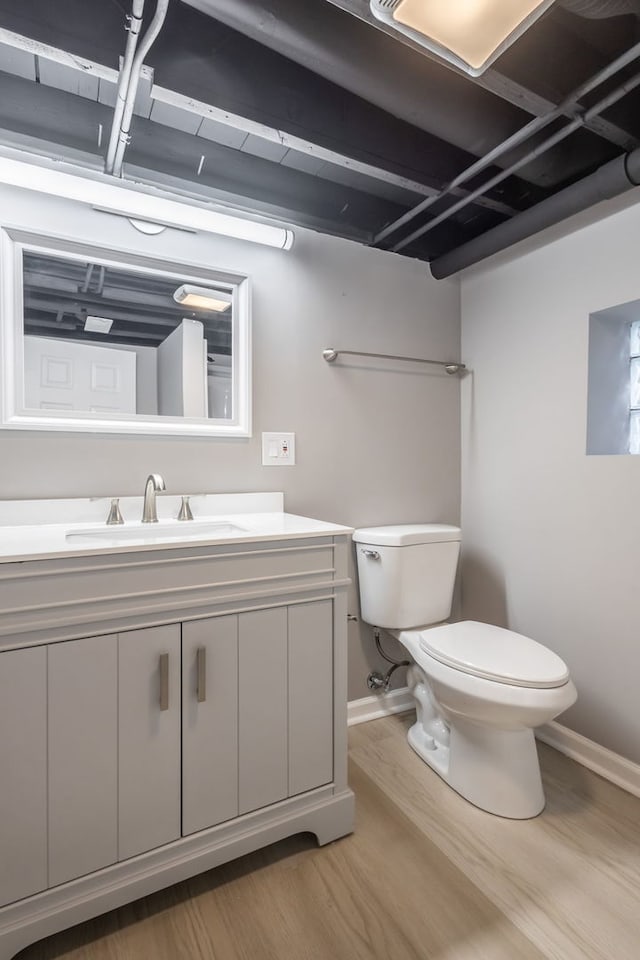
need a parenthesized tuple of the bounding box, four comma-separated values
(66, 520, 248, 544)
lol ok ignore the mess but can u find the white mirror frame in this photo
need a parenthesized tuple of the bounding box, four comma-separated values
(0, 227, 252, 437)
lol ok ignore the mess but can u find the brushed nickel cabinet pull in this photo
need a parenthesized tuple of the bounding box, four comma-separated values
(159, 653, 169, 711)
(196, 647, 206, 703)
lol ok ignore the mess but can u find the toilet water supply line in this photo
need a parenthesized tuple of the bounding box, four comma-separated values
(105, 0, 170, 178)
(367, 628, 410, 692)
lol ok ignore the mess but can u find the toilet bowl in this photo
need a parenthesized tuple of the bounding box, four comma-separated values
(396, 622, 576, 818)
(353, 523, 577, 819)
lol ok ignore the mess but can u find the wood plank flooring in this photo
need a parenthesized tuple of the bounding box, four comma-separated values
(18, 714, 640, 960)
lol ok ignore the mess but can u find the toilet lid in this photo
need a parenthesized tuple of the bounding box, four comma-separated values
(418, 621, 570, 688)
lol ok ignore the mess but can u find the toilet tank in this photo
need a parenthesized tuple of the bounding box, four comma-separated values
(353, 524, 461, 629)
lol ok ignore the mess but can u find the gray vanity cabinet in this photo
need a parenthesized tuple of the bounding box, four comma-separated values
(0, 601, 336, 907)
(0, 627, 182, 908)
(0, 532, 354, 960)
(238, 607, 289, 813)
(49, 626, 182, 877)
(182, 600, 335, 834)
(182, 615, 239, 835)
(0, 647, 47, 907)
(287, 600, 334, 797)
(48, 634, 119, 886)
(118, 625, 182, 860)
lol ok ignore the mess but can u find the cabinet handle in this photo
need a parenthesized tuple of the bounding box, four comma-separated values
(196, 647, 207, 703)
(159, 653, 169, 711)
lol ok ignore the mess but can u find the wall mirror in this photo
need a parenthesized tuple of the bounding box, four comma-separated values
(0, 229, 251, 436)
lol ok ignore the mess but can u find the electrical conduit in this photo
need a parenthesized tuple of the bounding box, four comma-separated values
(108, 0, 170, 178)
(105, 0, 145, 175)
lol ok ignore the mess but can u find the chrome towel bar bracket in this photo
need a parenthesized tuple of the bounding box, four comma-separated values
(322, 348, 465, 374)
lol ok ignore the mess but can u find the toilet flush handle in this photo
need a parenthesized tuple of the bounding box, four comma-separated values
(361, 549, 380, 560)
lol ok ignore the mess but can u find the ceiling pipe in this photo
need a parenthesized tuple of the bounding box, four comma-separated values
(105, 0, 145, 176)
(374, 38, 640, 246)
(391, 65, 640, 252)
(111, 0, 170, 178)
(430, 147, 640, 278)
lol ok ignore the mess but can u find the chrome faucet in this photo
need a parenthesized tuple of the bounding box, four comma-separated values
(142, 473, 166, 523)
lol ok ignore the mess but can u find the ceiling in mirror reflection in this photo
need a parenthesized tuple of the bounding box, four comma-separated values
(22, 251, 233, 359)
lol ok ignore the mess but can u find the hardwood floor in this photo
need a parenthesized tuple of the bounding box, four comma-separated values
(18, 714, 640, 960)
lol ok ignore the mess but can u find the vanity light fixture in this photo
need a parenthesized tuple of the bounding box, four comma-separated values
(370, 0, 555, 76)
(173, 284, 232, 311)
(0, 155, 295, 250)
(84, 315, 114, 334)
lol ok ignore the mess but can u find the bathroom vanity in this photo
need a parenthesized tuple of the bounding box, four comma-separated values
(0, 493, 354, 960)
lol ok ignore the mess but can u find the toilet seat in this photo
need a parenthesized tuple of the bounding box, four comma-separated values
(418, 621, 569, 689)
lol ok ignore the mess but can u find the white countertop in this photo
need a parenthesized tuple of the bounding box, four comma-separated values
(0, 492, 353, 563)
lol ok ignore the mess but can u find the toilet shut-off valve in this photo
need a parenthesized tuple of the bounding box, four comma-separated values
(367, 627, 410, 693)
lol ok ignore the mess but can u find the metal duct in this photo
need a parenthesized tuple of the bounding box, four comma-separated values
(560, 0, 640, 18)
(430, 148, 640, 278)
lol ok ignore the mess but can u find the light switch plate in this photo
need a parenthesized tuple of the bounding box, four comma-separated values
(262, 432, 296, 466)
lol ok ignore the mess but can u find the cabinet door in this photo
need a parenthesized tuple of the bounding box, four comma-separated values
(238, 608, 288, 815)
(288, 601, 334, 796)
(48, 635, 118, 886)
(0, 647, 47, 907)
(118, 625, 181, 860)
(182, 616, 238, 835)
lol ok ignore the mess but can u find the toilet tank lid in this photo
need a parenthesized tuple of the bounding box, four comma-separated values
(353, 523, 461, 546)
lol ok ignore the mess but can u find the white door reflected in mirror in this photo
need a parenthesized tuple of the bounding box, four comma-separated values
(24, 337, 137, 414)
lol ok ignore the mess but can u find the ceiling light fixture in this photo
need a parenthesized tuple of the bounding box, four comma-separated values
(173, 284, 233, 311)
(370, 0, 555, 76)
(84, 315, 114, 334)
(0, 156, 295, 250)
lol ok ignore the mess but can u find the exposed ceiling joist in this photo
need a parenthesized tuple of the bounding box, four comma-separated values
(149, 86, 518, 216)
(0, 0, 638, 270)
(478, 70, 639, 152)
(0, 25, 519, 218)
(0, 26, 154, 110)
(325, 0, 639, 152)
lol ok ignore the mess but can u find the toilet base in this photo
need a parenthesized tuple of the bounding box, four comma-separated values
(407, 715, 545, 819)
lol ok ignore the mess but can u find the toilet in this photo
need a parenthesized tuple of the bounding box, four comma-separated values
(353, 523, 577, 819)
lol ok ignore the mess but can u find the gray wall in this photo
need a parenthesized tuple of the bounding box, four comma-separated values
(0, 183, 461, 700)
(460, 194, 640, 763)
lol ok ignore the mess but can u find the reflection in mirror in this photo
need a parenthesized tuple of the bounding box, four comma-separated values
(22, 250, 233, 420)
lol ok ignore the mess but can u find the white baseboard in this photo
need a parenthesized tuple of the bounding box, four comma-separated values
(536, 721, 640, 800)
(347, 686, 414, 726)
(348, 687, 640, 800)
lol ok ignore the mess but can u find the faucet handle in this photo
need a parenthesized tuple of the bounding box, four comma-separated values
(177, 496, 194, 521)
(106, 498, 124, 526)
